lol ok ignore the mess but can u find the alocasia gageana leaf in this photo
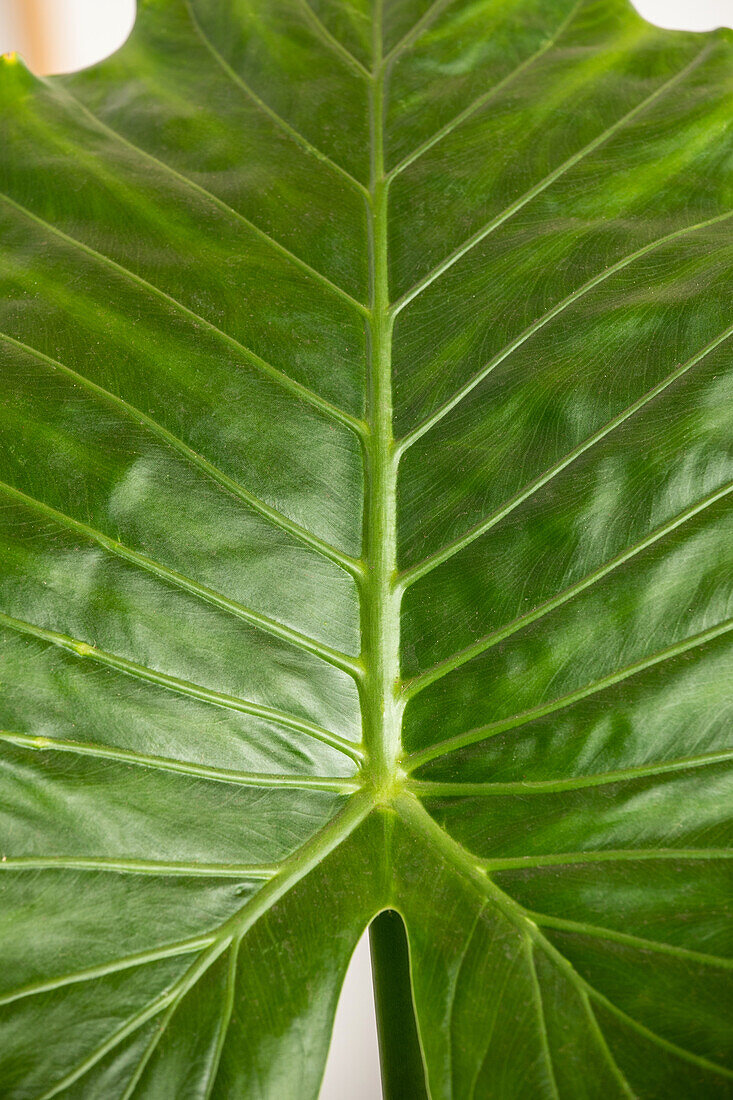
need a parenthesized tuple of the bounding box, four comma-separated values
(0, 0, 732, 1095)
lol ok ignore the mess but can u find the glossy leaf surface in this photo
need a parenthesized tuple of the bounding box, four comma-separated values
(0, 1, 732, 1096)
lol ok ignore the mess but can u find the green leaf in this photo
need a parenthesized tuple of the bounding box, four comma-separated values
(0, 0, 731, 1095)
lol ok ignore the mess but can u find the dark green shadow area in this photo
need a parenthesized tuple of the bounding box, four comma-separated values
(370, 908, 429, 1100)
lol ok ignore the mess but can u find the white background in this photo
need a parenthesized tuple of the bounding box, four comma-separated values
(0, 1, 730, 1096)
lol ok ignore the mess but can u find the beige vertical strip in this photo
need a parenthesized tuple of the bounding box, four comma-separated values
(16, 0, 55, 74)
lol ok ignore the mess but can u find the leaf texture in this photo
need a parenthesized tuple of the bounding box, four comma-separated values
(0, 0, 731, 1096)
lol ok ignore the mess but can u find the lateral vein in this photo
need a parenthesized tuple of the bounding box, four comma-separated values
(0, 858, 279, 877)
(582, 982, 733, 1079)
(525, 936, 560, 1099)
(484, 849, 733, 871)
(37, 940, 231, 1100)
(0, 609, 363, 762)
(529, 911, 733, 970)
(0, 478, 362, 680)
(397, 796, 733, 1087)
(0, 191, 365, 435)
(403, 477, 733, 694)
(583, 994, 637, 1099)
(398, 213, 733, 456)
(294, 0, 371, 79)
(387, 0, 583, 180)
(405, 617, 733, 769)
(408, 749, 733, 798)
(35, 792, 373, 1099)
(43, 75, 370, 316)
(184, 0, 370, 198)
(390, 48, 711, 315)
(0, 333, 363, 579)
(399, 322, 733, 589)
(0, 934, 216, 1008)
(382, 0, 456, 66)
(202, 942, 240, 1100)
(0, 731, 359, 791)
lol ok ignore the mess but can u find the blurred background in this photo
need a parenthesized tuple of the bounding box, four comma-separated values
(0, 0, 730, 1096)
(1, 0, 731, 73)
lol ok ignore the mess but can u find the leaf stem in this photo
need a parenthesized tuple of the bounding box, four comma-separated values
(370, 910, 429, 1099)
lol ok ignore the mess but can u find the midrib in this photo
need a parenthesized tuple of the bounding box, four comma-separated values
(360, 2, 403, 790)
